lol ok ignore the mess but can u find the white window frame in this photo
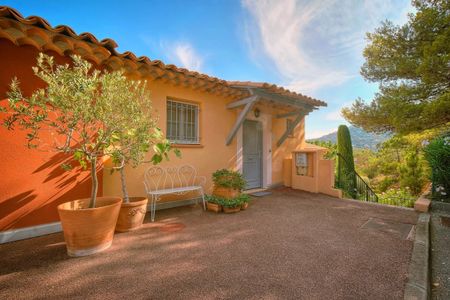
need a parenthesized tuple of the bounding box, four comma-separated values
(166, 99, 200, 144)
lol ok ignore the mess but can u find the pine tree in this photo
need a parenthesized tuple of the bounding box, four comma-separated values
(342, 0, 450, 134)
(399, 149, 425, 195)
(337, 125, 357, 198)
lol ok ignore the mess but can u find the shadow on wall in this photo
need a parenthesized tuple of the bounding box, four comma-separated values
(0, 150, 101, 231)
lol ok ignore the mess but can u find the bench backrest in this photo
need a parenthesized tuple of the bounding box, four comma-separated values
(144, 164, 198, 192)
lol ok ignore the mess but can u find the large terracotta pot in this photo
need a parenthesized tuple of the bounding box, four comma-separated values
(115, 197, 148, 232)
(57, 197, 122, 257)
(213, 186, 240, 199)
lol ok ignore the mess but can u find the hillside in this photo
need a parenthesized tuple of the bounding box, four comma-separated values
(309, 126, 389, 150)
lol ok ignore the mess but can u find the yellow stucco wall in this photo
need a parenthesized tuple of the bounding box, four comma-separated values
(102, 80, 307, 199)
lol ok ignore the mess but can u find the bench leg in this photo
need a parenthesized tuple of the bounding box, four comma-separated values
(200, 188, 206, 211)
(151, 195, 157, 222)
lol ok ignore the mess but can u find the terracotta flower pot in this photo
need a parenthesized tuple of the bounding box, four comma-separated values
(223, 206, 241, 214)
(207, 202, 222, 213)
(115, 197, 148, 232)
(213, 186, 240, 199)
(241, 202, 249, 210)
(57, 197, 122, 257)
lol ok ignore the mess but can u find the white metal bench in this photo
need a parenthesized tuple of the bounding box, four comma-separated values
(144, 164, 206, 221)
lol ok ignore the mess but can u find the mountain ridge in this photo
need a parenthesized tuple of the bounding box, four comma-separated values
(308, 126, 389, 150)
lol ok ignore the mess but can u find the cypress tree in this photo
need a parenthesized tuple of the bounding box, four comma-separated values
(337, 125, 357, 198)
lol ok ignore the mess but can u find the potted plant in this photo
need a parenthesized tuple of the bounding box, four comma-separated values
(221, 197, 242, 214)
(212, 169, 246, 198)
(205, 195, 223, 213)
(238, 194, 251, 210)
(112, 127, 180, 232)
(1, 53, 156, 256)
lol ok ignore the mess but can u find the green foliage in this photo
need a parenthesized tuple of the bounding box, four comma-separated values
(109, 110, 181, 203)
(205, 194, 251, 208)
(423, 134, 450, 202)
(353, 133, 429, 196)
(376, 177, 398, 193)
(399, 150, 426, 195)
(1, 53, 163, 208)
(378, 188, 416, 208)
(205, 194, 222, 205)
(212, 169, 246, 190)
(307, 140, 337, 159)
(337, 125, 357, 198)
(342, 0, 450, 134)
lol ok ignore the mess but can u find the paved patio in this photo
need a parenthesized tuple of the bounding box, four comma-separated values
(0, 188, 418, 299)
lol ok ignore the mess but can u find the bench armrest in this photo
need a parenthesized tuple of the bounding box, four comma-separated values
(195, 176, 206, 187)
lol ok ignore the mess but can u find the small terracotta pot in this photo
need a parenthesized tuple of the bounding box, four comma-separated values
(223, 206, 241, 214)
(207, 202, 222, 213)
(58, 197, 122, 257)
(241, 202, 249, 210)
(213, 186, 240, 199)
(115, 197, 148, 232)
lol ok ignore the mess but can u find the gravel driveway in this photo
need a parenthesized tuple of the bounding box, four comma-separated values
(0, 188, 418, 299)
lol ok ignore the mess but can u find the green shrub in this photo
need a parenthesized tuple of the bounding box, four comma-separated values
(205, 194, 251, 208)
(375, 176, 397, 193)
(424, 134, 450, 202)
(307, 140, 337, 159)
(205, 194, 222, 205)
(337, 125, 357, 198)
(378, 188, 416, 208)
(399, 150, 426, 195)
(212, 169, 246, 190)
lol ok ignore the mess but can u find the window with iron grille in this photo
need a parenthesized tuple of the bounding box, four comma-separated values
(166, 100, 199, 144)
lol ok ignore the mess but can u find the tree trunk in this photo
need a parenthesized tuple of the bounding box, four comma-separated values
(120, 167, 130, 203)
(89, 157, 98, 208)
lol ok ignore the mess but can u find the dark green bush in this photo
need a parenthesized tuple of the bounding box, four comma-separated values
(337, 125, 357, 198)
(424, 134, 450, 202)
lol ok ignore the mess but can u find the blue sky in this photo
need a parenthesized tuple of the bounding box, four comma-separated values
(4, 0, 412, 138)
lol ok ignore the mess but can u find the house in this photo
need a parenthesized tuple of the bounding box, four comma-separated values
(0, 6, 339, 243)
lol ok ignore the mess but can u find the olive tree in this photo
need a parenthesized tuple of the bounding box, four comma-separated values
(110, 125, 180, 203)
(1, 53, 164, 208)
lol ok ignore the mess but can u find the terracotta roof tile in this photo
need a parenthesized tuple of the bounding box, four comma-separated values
(228, 81, 327, 107)
(0, 6, 327, 107)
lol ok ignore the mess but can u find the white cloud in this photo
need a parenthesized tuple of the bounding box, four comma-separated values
(241, 0, 411, 94)
(171, 42, 203, 72)
(141, 37, 204, 72)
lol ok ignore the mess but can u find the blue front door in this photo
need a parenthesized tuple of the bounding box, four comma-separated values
(243, 119, 262, 189)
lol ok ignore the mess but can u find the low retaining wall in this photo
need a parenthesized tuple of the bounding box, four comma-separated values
(404, 213, 430, 300)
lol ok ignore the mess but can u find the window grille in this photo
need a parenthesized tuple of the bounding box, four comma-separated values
(166, 100, 199, 144)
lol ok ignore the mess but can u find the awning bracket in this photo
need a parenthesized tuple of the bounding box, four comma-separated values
(276, 112, 304, 147)
(225, 97, 258, 145)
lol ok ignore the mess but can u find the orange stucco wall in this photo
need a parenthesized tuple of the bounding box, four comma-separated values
(0, 38, 311, 231)
(318, 159, 342, 198)
(0, 39, 102, 231)
(102, 79, 240, 198)
(290, 149, 342, 198)
(103, 87, 308, 198)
